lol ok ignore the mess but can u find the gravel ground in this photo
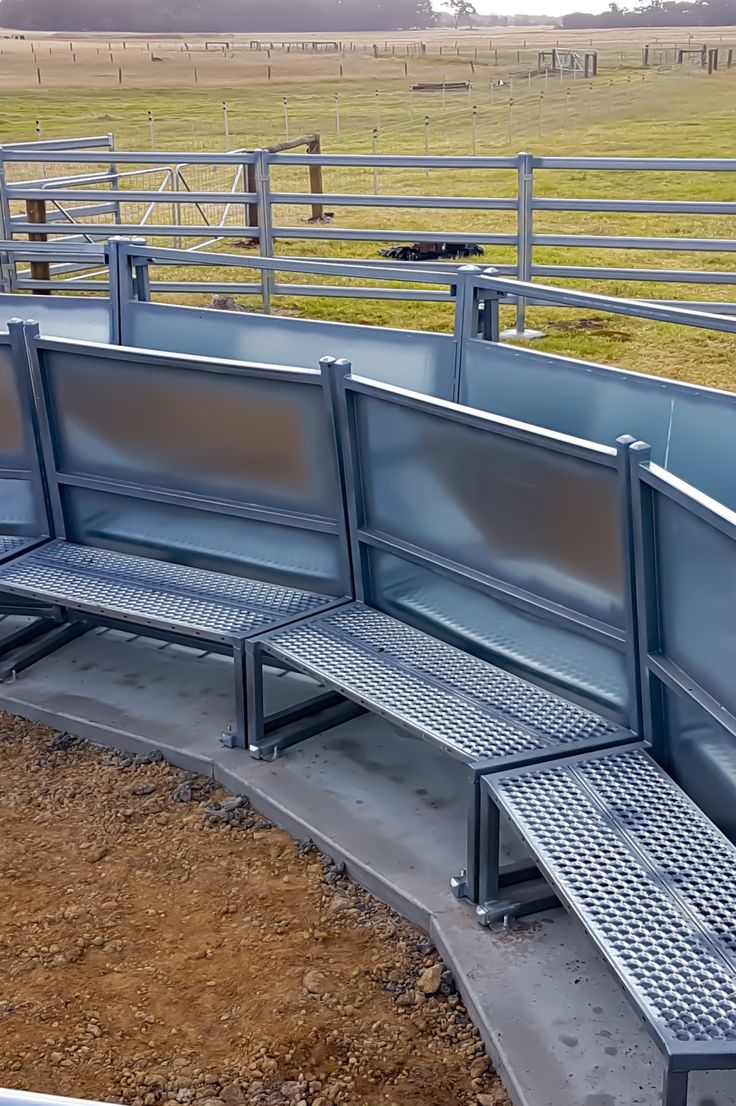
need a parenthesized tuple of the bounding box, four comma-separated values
(0, 712, 510, 1106)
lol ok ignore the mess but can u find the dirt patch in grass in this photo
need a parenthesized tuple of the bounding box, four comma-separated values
(547, 316, 632, 342)
(0, 713, 509, 1106)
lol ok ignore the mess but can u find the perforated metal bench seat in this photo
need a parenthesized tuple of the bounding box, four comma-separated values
(479, 746, 736, 1106)
(248, 601, 635, 765)
(0, 539, 350, 745)
(0, 540, 339, 644)
(0, 534, 42, 562)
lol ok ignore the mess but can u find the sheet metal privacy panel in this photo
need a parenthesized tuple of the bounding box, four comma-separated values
(653, 491, 736, 713)
(61, 487, 345, 589)
(366, 547, 629, 713)
(124, 300, 456, 400)
(0, 335, 46, 537)
(634, 462, 736, 837)
(33, 341, 350, 596)
(0, 295, 111, 342)
(660, 685, 736, 842)
(344, 379, 632, 722)
(460, 339, 736, 511)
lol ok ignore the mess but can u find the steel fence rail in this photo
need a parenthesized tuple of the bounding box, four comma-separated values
(4, 142, 736, 323)
(475, 271, 736, 334)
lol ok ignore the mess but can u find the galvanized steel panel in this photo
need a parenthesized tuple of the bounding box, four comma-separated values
(33, 340, 351, 597)
(59, 487, 345, 593)
(654, 493, 736, 716)
(126, 301, 455, 400)
(461, 339, 736, 511)
(461, 340, 673, 456)
(661, 687, 736, 843)
(366, 547, 629, 714)
(0, 344, 24, 467)
(42, 347, 341, 519)
(0, 478, 34, 531)
(0, 294, 110, 342)
(353, 391, 625, 627)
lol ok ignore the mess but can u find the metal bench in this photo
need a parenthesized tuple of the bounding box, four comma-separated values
(469, 449, 736, 1105)
(246, 373, 643, 901)
(477, 745, 736, 1106)
(0, 327, 354, 743)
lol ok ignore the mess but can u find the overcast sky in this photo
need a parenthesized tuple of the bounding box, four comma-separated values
(470, 0, 610, 14)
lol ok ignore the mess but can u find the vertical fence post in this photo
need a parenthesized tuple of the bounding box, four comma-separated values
(131, 238, 151, 304)
(106, 236, 134, 344)
(511, 151, 541, 339)
(245, 156, 258, 230)
(254, 148, 274, 313)
(471, 106, 477, 155)
(372, 129, 379, 194)
(283, 97, 290, 140)
(148, 111, 156, 150)
(452, 264, 484, 403)
(305, 135, 325, 221)
(0, 153, 12, 292)
(105, 132, 123, 232)
(223, 101, 231, 149)
(335, 93, 341, 136)
(26, 197, 51, 295)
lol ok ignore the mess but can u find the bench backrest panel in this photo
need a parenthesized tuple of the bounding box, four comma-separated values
(342, 376, 637, 726)
(0, 294, 111, 342)
(31, 336, 351, 596)
(460, 338, 736, 512)
(123, 300, 456, 400)
(633, 456, 736, 835)
(0, 328, 47, 540)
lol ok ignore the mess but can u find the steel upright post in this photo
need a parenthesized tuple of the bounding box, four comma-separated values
(254, 148, 274, 313)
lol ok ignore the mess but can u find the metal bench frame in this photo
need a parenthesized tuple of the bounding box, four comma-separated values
(246, 371, 644, 901)
(476, 745, 736, 1106)
(0, 328, 355, 742)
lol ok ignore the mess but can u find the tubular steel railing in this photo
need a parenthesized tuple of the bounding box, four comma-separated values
(4, 140, 736, 327)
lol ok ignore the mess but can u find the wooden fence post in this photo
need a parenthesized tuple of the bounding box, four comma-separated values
(307, 136, 324, 221)
(26, 198, 51, 294)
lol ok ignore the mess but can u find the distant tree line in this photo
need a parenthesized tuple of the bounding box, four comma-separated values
(563, 0, 736, 27)
(0, 0, 437, 32)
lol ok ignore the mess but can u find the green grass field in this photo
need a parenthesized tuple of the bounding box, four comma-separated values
(3, 59, 736, 390)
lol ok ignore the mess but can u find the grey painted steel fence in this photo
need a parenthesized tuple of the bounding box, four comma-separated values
(5, 140, 736, 328)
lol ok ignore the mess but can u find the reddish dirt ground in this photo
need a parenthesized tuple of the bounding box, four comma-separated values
(0, 712, 510, 1106)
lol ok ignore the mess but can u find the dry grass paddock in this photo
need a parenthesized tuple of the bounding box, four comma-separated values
(1, 25, 735, 91)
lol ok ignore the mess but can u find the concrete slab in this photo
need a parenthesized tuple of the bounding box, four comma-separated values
(0, 628, 731, 1106)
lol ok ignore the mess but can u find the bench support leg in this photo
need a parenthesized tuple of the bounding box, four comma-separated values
(0, 617, 60, 660)
(0, 619, 87, 683)
(222, 638, 249, 750)
(244, 640, 365, 761)
(451, 774, 483, 904)
(475, 786, 560, 926)
(662, 1067, 688, 1106)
